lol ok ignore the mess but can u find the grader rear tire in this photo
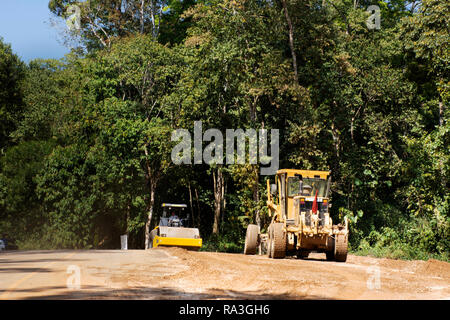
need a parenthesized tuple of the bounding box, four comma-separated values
(334, 234, 348, 262)
(244, 224, 260, 255)
(267, 225, 274, 258)
(272, 223, 286, 259)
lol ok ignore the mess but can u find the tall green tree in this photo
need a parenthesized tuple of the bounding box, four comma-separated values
(0, 39, 25, 154)
(49, 0, 199, 49)
(402, 0, 449, 126)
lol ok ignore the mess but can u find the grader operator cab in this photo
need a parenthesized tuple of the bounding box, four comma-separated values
(149, 203, 202, 250)
(244, 169, 348, 262)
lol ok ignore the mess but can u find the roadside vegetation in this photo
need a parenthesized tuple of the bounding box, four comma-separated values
(0, 0, 448, 261)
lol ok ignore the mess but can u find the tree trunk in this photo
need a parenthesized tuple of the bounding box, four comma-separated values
(222, 176, 226, 214)
(195, 187, 201, 228)
(150, 0, 156, 38)
(331, 121, 340, 159)
(253, 166, 260, 228)
(140, 0, 145, 34)
(144, 183, 156, 249)
(143, 144, 159, 249)
(439, 96, 444, 127)
(126, 203, 130, 235)
(212, 167, 225, 234)
(188, 182, 195, 227)
(124, 202, 130, 248)
(281, 0, 298, 83)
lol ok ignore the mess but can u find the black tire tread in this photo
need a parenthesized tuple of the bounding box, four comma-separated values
(244, 224, 259, 255)
(272, 223, 286, 259)
(334, 234, 348, 262)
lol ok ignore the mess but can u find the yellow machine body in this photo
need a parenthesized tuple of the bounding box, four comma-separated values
(244, 169, 349, 262)
(152, 227, 202, 249)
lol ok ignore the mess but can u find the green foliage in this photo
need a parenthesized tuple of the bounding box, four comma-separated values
(201, 232, 244, 254)
(48, 0, 185, 50)
(0, 140, 56, 239)
(0, 0, 447, 259)
(354, 220, 450, 261)
(339, 207, 363, 225)
(0, 38, 25, 153)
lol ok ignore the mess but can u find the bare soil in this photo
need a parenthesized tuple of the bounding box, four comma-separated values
(0, 248, 448, 299)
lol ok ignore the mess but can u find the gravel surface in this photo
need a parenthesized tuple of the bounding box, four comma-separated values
(0, 248, 448, 299)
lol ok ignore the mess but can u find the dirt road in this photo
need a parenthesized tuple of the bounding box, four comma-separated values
(0, 248, 448, 299)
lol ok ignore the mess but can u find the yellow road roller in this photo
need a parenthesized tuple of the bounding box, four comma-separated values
(149, 203, 202, 250)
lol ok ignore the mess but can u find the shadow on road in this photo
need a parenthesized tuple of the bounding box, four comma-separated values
(0, 267, 52, 273)
(18, 285, 331, 300)
(0, 258, 86, 264)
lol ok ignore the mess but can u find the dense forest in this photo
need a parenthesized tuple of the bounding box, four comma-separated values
(0, 0, 448, 260)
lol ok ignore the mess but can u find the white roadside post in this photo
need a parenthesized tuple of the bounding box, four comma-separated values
(120, 234, 128, 250)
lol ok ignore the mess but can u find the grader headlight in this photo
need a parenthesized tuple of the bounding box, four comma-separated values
(322, 199, 328, 211)
(300, 198, 306, 211)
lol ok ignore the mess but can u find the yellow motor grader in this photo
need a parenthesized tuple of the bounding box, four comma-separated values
(244, 169, 348, 262)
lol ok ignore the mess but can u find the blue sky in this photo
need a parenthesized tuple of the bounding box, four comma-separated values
(0, 0, 70, 63)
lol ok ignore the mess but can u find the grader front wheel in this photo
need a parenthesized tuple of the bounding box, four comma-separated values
(334, 234, 348, 262)
(244, 224, 260, 255)
(272, 223, 286, 259)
